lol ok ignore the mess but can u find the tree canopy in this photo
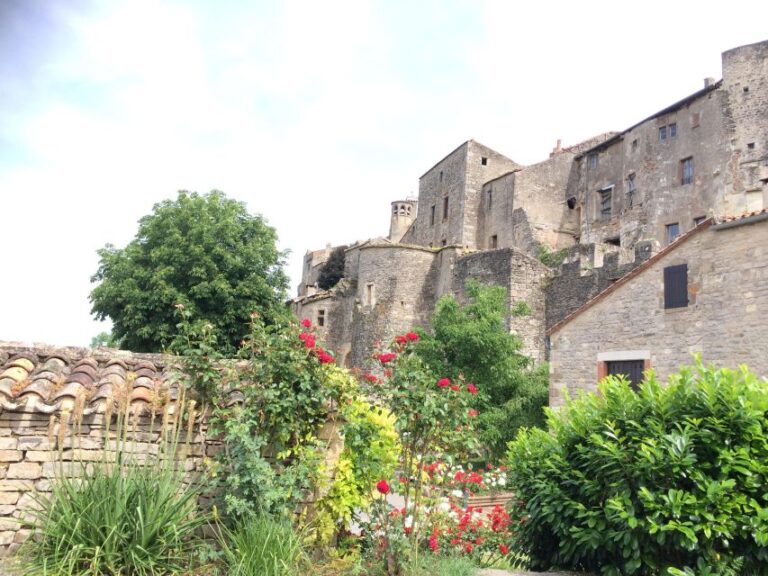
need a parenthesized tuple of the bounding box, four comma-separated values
(90, 190, 289, 353)
(413, 280, 548, 459)
(317, 245, 347, 290)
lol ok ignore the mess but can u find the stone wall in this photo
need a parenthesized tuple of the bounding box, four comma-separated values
(0, 408, 211, 556)
(549, 217, 768, 407)
(452, 249, 550, 364)
(545, 241, 653, 331)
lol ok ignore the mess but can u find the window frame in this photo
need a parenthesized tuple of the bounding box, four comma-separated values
(665, 222, 680, 244)
(663, 263, 689, 309)
(599, 186, 613, 220)
(681, 157, 694, 185)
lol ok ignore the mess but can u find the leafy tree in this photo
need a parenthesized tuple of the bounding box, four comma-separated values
(317, 245, 347, 290)
(90, 331, 121, 348)
(90, 190, 288, 353)
(414, 280, 548, 460)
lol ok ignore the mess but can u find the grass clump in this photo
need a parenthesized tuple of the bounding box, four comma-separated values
(215, 513, 306, 576)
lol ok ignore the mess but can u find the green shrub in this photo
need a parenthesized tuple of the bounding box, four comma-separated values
(216, 513, 306, 576)
(21, 406, 205, 575)
(506, 361, 768, 575)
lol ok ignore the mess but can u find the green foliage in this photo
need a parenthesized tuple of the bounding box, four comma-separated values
(414, 280, 548, 459)
(215, 513, 306, 576)
(317, 245, 347, 290)
(408, 554, 478, 576)
(90, 190, 289, 353)
(536, 244, 568, 267)
(506, 361, 768, 575)
(21, 404, 205, 575)
(90, 330, 121, 348)
(511, 299, 532, 317)
(312, 398, 399, 545)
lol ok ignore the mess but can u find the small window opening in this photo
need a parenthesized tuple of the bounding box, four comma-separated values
(631, 139, 638, 151)
(681, 157, 694, 185)
(743, 86, 749, 93)
(659, 126, 667, 141)
(666, 222, 680, 244)
(694, 216, 707, 226)
(317, 309, 326, 327)
(443, 196, 449, 219)
(481, 157, 488, 166)
(439, 171, 443, 182)
(605, 236, 620, 247)
(490, 235, 498, 249)
(566, 196, 576, 209)
(365, 283, 375, 306)
(669, 123, 677, 138)
(441, 239, 447, 247)
(588, 153, 598, 169)
(747, 142, 756, 150)
(486, 189, 493, 211)
(599, 186, 613, 220)
(430, 205, 436, 226)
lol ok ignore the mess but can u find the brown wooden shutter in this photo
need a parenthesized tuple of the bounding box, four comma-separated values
(664, 264, 688, 309)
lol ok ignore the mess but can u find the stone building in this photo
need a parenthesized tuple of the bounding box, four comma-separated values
(548, 211, 768, 407)
(292, 39, 768, 375)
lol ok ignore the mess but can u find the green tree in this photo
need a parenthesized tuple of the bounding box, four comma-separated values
(90, 331, 121, 348)
(414, 280, 548, 459)
(317, 245, 347, 290)
(90, 190, 288, 353)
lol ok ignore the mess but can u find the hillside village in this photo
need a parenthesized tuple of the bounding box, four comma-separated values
(292, 39, 768, 402)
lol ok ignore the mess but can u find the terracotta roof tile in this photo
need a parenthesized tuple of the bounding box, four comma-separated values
(717, 208, 768, 224)
(0, 342, 242, 415)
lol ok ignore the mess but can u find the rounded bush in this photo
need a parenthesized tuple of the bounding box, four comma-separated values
(506, 361, 768, 575)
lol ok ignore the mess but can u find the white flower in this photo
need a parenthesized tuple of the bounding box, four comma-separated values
(452, 489, 464, 499)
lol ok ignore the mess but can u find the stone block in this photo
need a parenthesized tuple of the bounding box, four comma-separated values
(0, 492, 19, 505)
(24, 451, 55, 462)
(17, 436, 52, 450)
(0, 438, 18, 450)
(0, 451, 22, 463)
(0, 505, 15, 515)
(0, 517, 18, 531)
(0, 530, 14, 546)
(15, 493, 41, 511)
(0, 480, 33, 492)
(6, 463, 41, 480)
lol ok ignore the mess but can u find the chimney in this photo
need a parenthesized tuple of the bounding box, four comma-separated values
(550, 138, 563, 157)
(704, 77, 715, 88)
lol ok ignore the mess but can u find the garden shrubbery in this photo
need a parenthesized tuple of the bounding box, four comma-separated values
(506, 360, 768, 575)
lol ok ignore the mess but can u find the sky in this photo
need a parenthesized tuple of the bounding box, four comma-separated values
(1, 0, 767, 347)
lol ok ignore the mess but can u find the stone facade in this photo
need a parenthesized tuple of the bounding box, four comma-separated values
(293, 40, 768, 373)
(548, 215, 768, 407)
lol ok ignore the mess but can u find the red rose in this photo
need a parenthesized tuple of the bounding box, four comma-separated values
(406, 331, 419, 341)
(300, 318, 312, 328)
(428, 534, 439, 552)
(437, 378, 450, 388)
(376, 479, 390, 494)
(451, 384, 460, 391)
(499, 543, 509, 555)
(468, 408, 478, 418)
(378, 352, 397, 363)
(466, 383, 478, 394)
(303, 334, 316, 349)
(317, 350, 334, 364)
(364, 373, 378, 383)
(395, 335, 407, 344)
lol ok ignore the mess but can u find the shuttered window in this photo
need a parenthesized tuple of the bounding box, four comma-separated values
(664, 264, 688, 309)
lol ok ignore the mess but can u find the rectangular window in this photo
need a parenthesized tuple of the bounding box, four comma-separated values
(599, 187, 613, 220)
(365, 283, 375, 307)
(631, 139, 638, 151)
(693, 215, 707, 226)
(669, 123, 677, 138)
(317, 309, 326, 327)
(664, 264, 688, 309)
(490, 234, 498, 249)
(439, 171, 443, 182)
(691, 112, 700, 128)
(681, 157, 694, 185)
(626, 173, 636, 208)
(481, 156, 488, 166)
(659, 126, 667, 141)
(443, 196, 449, 219)
(588, 153, 598, 169)
(607, 360, 645, 389)
(486, 189, 493, 211)
(666, 222, 680, 244)
(430, 205, 435, 226)
(441, 239, 447, 247)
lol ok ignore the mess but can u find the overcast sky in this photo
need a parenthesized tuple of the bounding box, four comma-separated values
(1, 0, 766, 347)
